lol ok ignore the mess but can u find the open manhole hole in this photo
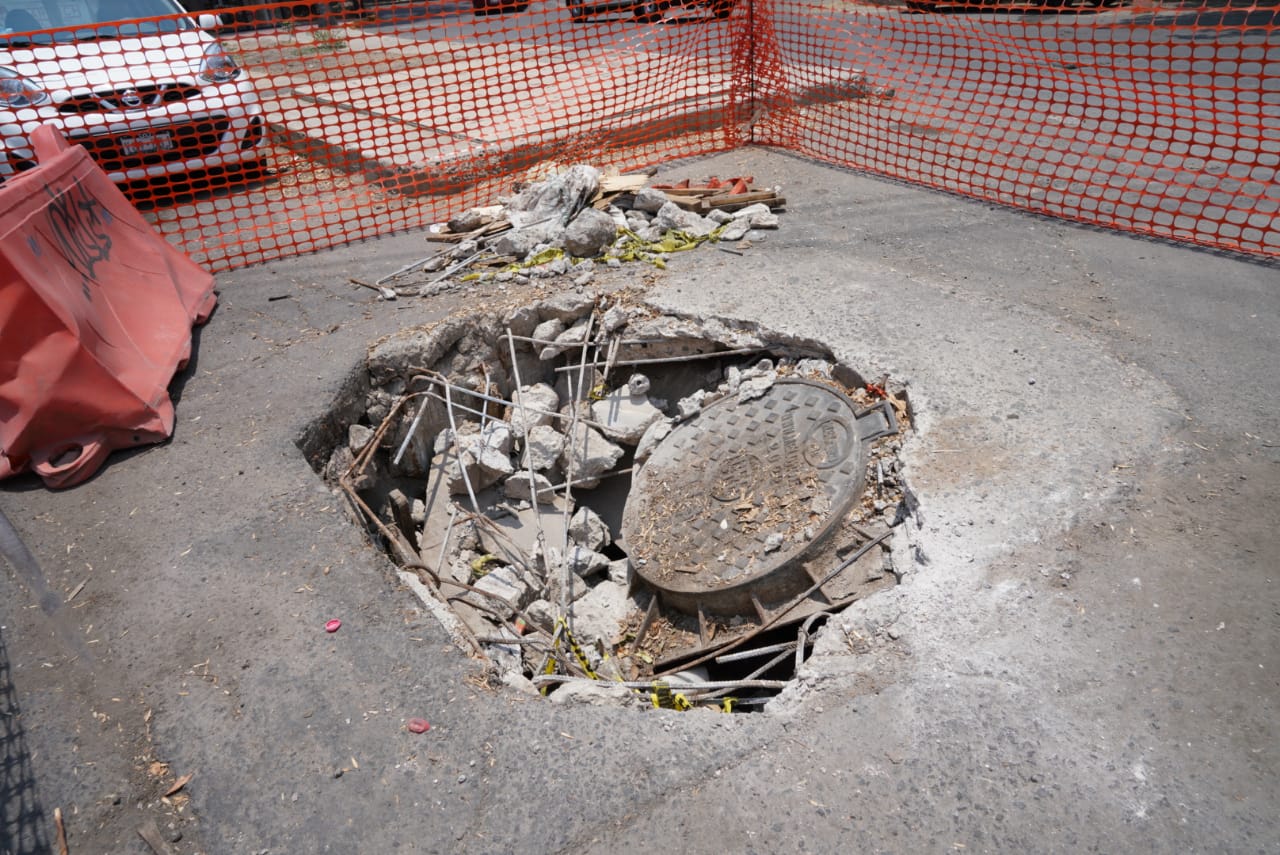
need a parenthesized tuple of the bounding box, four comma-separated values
(302, 291, 915, 713)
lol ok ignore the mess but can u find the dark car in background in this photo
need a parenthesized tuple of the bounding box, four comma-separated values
(565, 0, 734, 22)
(905, 0, 1123, 10)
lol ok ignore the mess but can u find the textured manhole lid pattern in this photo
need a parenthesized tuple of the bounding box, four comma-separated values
(622, 379, 868, 611)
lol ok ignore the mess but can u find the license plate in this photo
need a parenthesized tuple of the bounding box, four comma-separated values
(120, 130, 176, 157)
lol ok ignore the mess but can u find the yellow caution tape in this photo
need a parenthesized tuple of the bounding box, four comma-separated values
(649, 681, 691, 712)
(555, 617, 599, 680)
(469, 554, 500, 579)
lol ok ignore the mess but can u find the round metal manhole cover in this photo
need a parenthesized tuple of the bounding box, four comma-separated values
(622, 378, 869, 616)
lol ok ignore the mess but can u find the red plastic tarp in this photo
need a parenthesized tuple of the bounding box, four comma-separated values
(0, 125, 216, 489)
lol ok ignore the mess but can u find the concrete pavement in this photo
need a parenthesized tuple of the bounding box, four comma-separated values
(1, 146, 1277, 853)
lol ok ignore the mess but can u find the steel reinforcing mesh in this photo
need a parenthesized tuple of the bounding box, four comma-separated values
(8, 1, 1275, 267)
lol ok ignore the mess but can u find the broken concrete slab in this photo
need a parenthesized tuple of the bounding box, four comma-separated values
(476, 496, 572, 575)
(590, 387, 665, 445)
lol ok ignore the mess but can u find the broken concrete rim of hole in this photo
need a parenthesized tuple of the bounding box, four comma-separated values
(302, 291, 916, 713)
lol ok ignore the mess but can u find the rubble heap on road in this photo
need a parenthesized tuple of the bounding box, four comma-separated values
(365, 166, 786, 297)
(319, 292, 911, 711)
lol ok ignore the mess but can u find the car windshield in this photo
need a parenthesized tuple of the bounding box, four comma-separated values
(0, 0, 193, 45)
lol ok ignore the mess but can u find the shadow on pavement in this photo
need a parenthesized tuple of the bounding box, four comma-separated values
(0, 626, 49, 855)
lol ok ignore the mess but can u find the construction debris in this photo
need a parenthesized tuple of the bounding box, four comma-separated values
(320, 295, 912, 711)
(369, 169, 787, 294)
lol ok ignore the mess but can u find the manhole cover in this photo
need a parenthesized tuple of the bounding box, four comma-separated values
(622, 378, 888, 616)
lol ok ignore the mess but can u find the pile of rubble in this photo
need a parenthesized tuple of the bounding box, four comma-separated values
(317, 292, 911, 711)
(357, 166, 786, 298)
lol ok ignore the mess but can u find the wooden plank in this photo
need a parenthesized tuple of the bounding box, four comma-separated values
(599, 173, 651, 194)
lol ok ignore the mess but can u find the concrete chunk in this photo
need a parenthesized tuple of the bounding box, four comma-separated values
(522, 424, 565, 471)
(560, 424, 624, 488)
(569, 507, 612, 551)
(590, 387, 665, 445)
(506, 383, 559, 438)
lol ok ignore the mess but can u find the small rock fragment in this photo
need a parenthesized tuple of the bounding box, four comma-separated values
(522, 424, 565, 471)
(506, 384, 559, 437)
(631, 187, 669, 213)
(561, 208, 619, 258)
(559, 424, 624, 488)
(569, 507, 612, 551)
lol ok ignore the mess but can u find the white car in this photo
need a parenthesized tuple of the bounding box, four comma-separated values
(0, 0, 265, 184)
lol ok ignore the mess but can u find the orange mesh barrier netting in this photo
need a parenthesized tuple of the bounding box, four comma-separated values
(1, 0, 1274, 268)
(748, 0, 1278, 257)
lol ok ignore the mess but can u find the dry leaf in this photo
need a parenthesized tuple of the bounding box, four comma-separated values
(164, 772, 193, 797)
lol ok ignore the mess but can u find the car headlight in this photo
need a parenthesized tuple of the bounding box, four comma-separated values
(198, 43, 241, 84)
(0, 67, 49, 108)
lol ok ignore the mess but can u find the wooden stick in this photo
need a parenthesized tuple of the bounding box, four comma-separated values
(54, 807, 69, 855)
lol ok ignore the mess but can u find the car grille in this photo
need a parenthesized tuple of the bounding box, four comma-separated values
(69, 116, 231, 173)
(57, 83, 204, 115)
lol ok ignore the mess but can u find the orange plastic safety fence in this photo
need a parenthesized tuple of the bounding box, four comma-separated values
(1, 0, 1274, 268)
(747, 0, 1278, 257)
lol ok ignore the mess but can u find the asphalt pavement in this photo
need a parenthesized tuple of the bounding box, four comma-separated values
(2, 146, 1278, 854)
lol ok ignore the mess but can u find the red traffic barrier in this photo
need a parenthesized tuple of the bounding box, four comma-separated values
(0, 126, 216, 489)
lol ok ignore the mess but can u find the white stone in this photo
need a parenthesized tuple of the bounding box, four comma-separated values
(526, 599, 558, 631)
(432, 449, 500, 496)
(677, 389, 706, 419)
(470, 565, 531, 610)
(731, 202, 772, 221)
(563, 545, 611, 578)
(561, 208, 619, 258)
(348, 423, 375, 455)
(522, 425, 565, 471)
(631, 186, 669, 214)
(718, 217, 752, 241)
(707, 208, 734, 224)
(653, 201, 718, 237)
(540, 319, 591, 361)
(795, 358, 834, 378)
(737, 371, 777, 403)
(506, 383, 560, 437)
(569, 507, 612, 551)
(503, 471, 557, 504)
(531, 317, 565, 345)
(601, 304, 631, 333)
